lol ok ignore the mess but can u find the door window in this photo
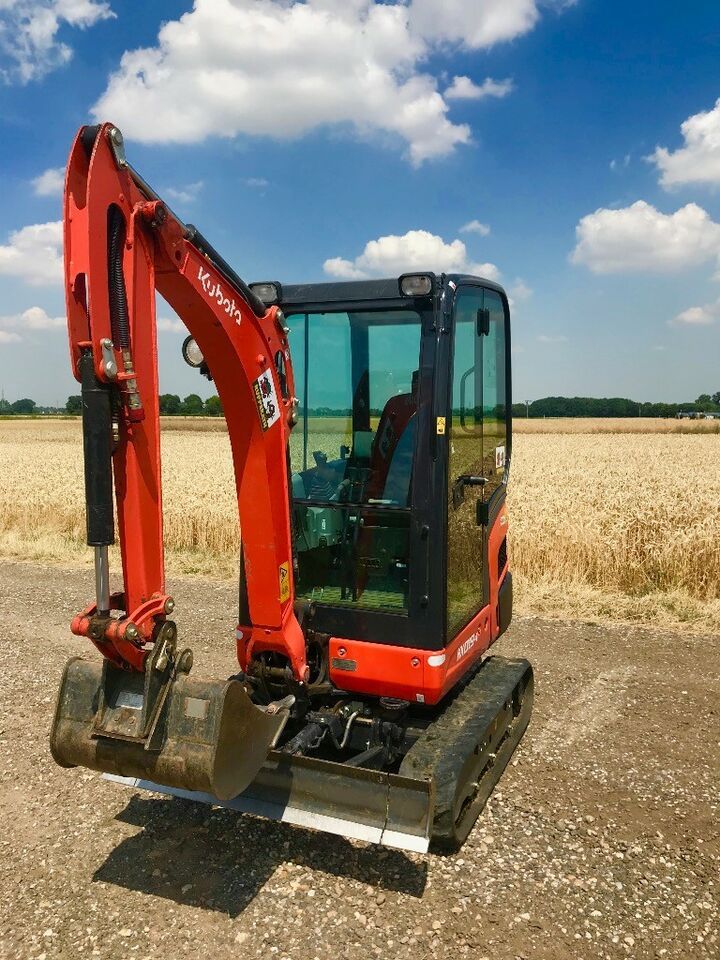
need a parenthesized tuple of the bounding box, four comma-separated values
(447, 288, 485, 637)
(446, 287, 509, 637)
(286, 308, 422, 614)
(481, 290, 508, 501)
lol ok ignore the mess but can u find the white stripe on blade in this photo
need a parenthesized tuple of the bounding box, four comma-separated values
(104, 774, 429, 853)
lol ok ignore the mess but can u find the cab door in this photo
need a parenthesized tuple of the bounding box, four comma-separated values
(445, 285, 510, 640)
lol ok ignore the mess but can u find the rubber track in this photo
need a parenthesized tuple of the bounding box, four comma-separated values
(400, 655, 534, 851)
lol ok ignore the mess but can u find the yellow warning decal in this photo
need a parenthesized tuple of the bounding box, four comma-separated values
(279, 561, 290, 603)
(436, 416, 446, 435)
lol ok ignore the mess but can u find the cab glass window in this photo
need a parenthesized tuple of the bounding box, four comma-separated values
(285, 308, 422, 614)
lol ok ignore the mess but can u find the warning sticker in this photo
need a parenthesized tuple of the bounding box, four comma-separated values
(495, 444, 506, 470)
(279, 561, 290, 603)
(436, 416, 446, 435)
(253, 371, 281, 431)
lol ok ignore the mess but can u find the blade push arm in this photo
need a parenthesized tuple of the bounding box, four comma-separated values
(64, 123, 306, 680)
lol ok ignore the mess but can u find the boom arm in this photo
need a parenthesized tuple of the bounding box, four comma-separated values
(65, 123, 306, 680)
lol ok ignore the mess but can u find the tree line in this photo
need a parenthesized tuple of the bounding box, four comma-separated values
(2, 391, 719, 419)
(510, 393, 720, 418)
(0, 395, 224, 416)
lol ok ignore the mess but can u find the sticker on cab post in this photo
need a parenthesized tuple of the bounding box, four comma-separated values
(495, 444, 506, 470)
(253, 371, 280, 431)
(279, 561, 290, 603)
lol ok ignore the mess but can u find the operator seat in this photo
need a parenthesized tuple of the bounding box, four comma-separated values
(366, 370, 419, 505)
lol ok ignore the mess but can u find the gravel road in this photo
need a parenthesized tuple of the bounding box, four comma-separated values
(0, 560, 717, 960)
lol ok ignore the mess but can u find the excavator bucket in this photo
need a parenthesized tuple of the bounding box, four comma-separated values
(50, 657, 290, 802)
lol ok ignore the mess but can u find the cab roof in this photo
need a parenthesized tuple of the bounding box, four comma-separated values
(274, 275, 507, 310)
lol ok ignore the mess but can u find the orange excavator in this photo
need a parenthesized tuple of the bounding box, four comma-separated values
(50, 123, 533, 852)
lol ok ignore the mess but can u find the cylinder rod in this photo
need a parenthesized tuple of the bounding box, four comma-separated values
(94, 545, 111, 615)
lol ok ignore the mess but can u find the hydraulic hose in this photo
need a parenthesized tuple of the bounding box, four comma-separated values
(107, 206, 130, 350)
(184, 224, 267, 318)
(107, 205, 143, 418)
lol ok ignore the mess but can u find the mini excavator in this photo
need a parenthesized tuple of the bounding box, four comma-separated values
(50, 123, 533, 852)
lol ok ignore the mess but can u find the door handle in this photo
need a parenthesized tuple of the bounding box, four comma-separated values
(452, 475, 487, 508)
(458, 366, 476, 432)
(458, 475, 487, 487)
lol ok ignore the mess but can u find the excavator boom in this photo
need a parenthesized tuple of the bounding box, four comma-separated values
(53, 122, 306, 800)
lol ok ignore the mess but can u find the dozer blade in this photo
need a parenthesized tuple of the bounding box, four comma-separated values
(50, 657, 289, 801)
(104, 752, 434, 853)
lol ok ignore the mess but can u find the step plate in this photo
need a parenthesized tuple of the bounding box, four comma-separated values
(104, 749, 433, 854)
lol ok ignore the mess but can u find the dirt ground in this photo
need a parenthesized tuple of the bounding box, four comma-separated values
(0, 560, 717, 960)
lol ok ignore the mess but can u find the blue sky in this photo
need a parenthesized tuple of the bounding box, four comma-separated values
(1, 0, 719, 406)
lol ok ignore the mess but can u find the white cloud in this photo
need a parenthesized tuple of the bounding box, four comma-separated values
(651, 99, 720, 189)
(0, 306, 65, 340)
(244, 177, 269, 189)
(570, 201, 720, 275)
(0, 0, 114, 84)
(91, 0, 461, 166)
(537, 334, 568, 343)
(672, 300, 720, 326)
(409, 0, 540, 48)
(156, 316, 186, 333)
(609, 153, 630, 172)
(16, 305, 64, 328)
(31, 166, 64, 197)
(445, 76, 514, 101)
(509, 278, 532, 301)
(323, 229, 500, 280)
(324, 257, 368, 280)
(0, 220, 63, 285)
(90, 0, 563, 165)
(164, 181, 204, 204)
(459, 219, 491, 236)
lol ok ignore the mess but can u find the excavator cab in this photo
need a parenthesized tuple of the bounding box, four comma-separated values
(267, 276, 513, 649)
(50, 124, 532, 854)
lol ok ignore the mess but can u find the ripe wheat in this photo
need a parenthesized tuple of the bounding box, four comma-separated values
(1, 419, 718, 631)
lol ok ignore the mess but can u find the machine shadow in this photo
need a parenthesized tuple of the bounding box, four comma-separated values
(93, 795, 428, 917)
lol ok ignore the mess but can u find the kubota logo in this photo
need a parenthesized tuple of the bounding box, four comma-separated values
(456, 630, 480, 661)
(197, 267, 242, 325)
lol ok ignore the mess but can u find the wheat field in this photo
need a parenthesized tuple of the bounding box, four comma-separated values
(1, 418, 719, 632)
